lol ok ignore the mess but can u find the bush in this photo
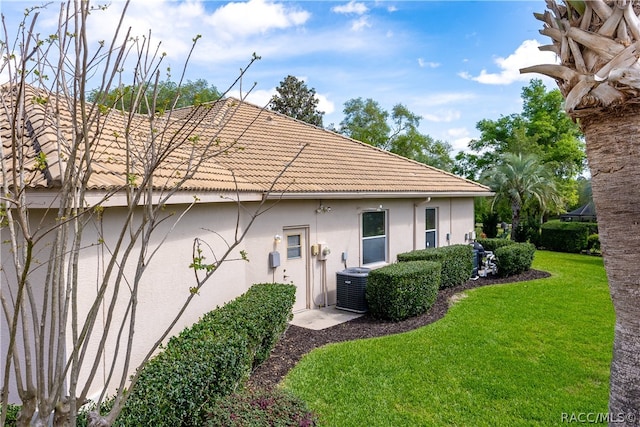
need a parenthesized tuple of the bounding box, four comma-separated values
(397, 244, 472, 288)
(116, 283, 296, 427)
(366, 261, 440, 321)
(513, 217, 542, 246)
(205, 388, 317, 426)
(495, 243, 536, 277)
(197, 283, 297, 367)
(482, 211, 499, 238)
(475, 238, 517, 253)
(540, 221, 589, 253)
(2, 404, 20, 426)
(587, 234, 601, 253)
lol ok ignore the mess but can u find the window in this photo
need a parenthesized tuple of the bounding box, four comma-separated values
(362, 211, 387, 264)
(287, 234, 302, 259)
(426, 208, 437, 248)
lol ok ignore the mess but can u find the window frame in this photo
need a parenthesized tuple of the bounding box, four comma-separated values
(362, 210, 388, 265)
(426, 207, 438, 248)
(286, 233, 302, 259)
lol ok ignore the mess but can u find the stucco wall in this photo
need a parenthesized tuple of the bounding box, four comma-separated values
(243, 196, 475, 310)
(1, 195, 476, 402)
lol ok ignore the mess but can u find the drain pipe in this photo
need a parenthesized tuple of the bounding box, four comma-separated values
(321, 259, 328, 308)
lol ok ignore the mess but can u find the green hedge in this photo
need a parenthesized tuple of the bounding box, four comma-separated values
(540, 221, 589, 253)
(475, 238, 518, 253)
(366, 261, 440, 321)
(397, 244, 472, 288)
(495, 243, 536, 277)
(116, 283, 296, 426)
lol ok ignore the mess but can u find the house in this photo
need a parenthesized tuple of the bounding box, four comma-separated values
(1, 84, 491, 401)
(560, 201, 597, 222)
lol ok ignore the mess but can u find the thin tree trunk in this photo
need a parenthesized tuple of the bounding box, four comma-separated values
(581, 105, 640, 424)
(511, 201, 521, 241)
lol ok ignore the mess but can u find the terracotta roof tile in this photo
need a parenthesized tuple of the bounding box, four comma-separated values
(1, 84, 490, 197)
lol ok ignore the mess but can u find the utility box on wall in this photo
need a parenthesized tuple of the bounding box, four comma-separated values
(336, 267, 370, 313)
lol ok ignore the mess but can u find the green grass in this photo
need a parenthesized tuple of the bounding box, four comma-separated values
(282, 251, 613, 426)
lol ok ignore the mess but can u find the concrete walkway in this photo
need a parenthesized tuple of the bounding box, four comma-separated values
(290, 306, 364, 330)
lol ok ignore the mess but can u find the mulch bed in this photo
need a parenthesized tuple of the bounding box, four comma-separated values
(247, 269, 550, 390)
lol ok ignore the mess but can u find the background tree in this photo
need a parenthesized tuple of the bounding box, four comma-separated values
(88, 79, 221, 114)
(269, 75, 324, 126)
(339, 97, 390, 148)
(388, 104, 454, 170)
(454, 79, 585, 238)
(522, 1, 640, 419)
(480, 153, 562, 241)
(454, 79, 584, 183)
(339, 98, 454, 171)
(0, 3, 300, 426)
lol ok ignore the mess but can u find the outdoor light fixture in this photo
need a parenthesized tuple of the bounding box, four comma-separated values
(316, 205, 332, 213)
(274, 234, 282, 243)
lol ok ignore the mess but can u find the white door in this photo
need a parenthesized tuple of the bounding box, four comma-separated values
(282, 226, 310, 312)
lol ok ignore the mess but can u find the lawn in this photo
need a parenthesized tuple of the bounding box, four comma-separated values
(282, 251, 613, 426)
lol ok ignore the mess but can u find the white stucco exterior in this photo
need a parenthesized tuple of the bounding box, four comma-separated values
(1, 193, 475, 400)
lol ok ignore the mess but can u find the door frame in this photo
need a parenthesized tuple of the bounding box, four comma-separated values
(283, 225, 311, 311)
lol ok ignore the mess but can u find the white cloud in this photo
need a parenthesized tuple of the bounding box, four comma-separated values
(418, 93, 476, 107)
(316, 93, 335, 115)
(422, 110, 461, 123)
(206, 0, 310, 39)
(447, 127, 469, 139)
(332, 1, 369, 15)
(351, 17, 372, 31)
(418, 58, 440, 68)
(451, 136, 473, 153)
(460, 39, 558, 85)
(244, 88, 275, 107)
(75, 0, 310, 62)
(444, 128, 472, 153)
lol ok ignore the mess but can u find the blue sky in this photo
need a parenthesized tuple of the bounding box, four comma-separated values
(1, 1, 558, 153)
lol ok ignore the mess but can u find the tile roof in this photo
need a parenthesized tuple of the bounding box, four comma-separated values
(1, 84, 491, 198)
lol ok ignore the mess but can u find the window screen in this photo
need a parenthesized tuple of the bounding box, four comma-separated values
(362, 211, 386, 264)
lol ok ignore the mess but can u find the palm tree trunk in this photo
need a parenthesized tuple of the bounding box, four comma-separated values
(511, 201, 521, 242)
(581, 105, 640, 422)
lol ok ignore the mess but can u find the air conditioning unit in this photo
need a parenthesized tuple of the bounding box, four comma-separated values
(336, 267, 371, 313)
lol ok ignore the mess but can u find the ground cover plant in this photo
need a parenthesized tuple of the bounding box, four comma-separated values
(282, 251, 613, 426)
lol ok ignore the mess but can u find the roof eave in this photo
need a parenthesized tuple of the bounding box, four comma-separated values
(266, 191, 495, 200)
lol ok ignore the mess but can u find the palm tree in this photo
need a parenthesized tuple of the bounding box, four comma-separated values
(481, 153, 560, 240)
(521, 0, 640, 420)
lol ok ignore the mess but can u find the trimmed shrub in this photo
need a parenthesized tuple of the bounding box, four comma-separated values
(587, 234, 601, 253)
(366, 261, 440, 321)
(116, 283, 296, 427)
(540, 221, 589, 253)
(397, 244, 472, 288)
(205, 388, 317, 426)
(475, 238, 517, 253)
(495, 243, 536, 277)
(196, 283, 297, 367)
